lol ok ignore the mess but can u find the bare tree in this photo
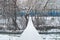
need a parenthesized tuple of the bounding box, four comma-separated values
(2, 0, 20, 30)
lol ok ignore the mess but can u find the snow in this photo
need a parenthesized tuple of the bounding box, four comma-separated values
(0, 17, 59, 40)
(19, 17, 42, 40)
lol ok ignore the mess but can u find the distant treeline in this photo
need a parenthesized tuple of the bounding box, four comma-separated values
(16, 10, 60, 16)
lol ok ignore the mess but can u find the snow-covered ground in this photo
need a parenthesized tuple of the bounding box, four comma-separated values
(0, 17, 60, 40)
(0, 33, 60, 40)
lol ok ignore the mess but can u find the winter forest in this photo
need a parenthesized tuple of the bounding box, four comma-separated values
(0, 0, 60, 34)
